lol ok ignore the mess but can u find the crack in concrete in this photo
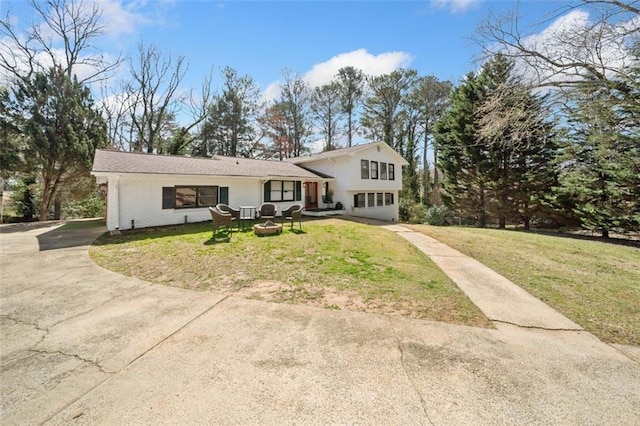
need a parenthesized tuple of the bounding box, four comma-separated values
(0, 270, 74, 297)
(389, 321, 434, 425)
(41, 294, 231, 424)
(119, 294, 230, 369)
(491, 318, 584, 332)
(27, 348, 109, 375)
(0, 314, 49, 333)
(46, 285, 148, 329)
(0, 314, 52, 365)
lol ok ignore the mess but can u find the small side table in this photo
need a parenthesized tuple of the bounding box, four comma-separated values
(239, 206, 256, 231)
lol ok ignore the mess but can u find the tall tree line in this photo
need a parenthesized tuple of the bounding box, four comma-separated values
(434, 0, 639, 235)
(4, 0, 635, 235)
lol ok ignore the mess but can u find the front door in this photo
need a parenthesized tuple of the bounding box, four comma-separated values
(305, 182, 318, 209)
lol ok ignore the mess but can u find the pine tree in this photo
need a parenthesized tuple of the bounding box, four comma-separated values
(193, 67, 260, 158)
(435, 72, 491, 226)
(476, 55, 558, 229)
(554, 80, 640, 237)
(10, 66, 107, 220)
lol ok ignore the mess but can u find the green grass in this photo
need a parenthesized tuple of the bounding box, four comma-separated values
(59, 218, 105, 229)
(90, 218, 491, 327)
(405, 225, 640, 345)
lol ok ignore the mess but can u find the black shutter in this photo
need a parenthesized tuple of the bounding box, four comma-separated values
(162, 187, 174, 209)
(219, 187, 229, 205)
(264, 181, 271, 202)
(295, 181, 302, 201)
(353, 194, 358, 208)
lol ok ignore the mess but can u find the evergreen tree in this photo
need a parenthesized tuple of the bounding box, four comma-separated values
(276, 70, 311, 158)
(554, 80, 640, 237)
(336, 66, 365, 147)
(361, 69, 417, 151)
(476, 55, 559, 229)
(311, 82, 343, 152)
(410, 76, 452, 205)
(194, 67, 260, 157)
(435, 72, 491, 226)
(0, 87, 23, 174)
(437, 55, 559, 229)
(8, 66, 107, 221)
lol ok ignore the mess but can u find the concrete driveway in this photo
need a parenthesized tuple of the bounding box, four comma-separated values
(1, 222, 639, 425)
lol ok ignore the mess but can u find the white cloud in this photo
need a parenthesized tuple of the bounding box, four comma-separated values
(96, 0, 152, 36)
(303, 49, 413, 88)
(432, 0, 481, 14)
(263, 49, 413, 102)
(262, 82, 282, 103)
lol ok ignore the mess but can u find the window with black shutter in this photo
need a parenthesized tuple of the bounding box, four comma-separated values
(162, 187, 175, 209)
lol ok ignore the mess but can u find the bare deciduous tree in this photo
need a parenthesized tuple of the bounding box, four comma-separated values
(474, 0, 639, 103)
(121, 42, 213, 154)
(0, 0, 120, 85)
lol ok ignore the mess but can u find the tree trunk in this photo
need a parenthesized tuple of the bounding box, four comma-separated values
(523, 198, 530, 231)
(602, 229, 610, 238)
(422, 128, 429, 206)
(433, 143, 439, 201)
(479, 186, 486, 228)
(39, 181, 52, 222)
(54, 199, 61, 220)
(347, 110, 353, 147)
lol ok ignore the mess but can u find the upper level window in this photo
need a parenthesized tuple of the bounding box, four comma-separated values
(380, 162, 387, 180)
(389, 164, 395, 180)
(361, 160, 369, 179)
(371, 161, 378, 179)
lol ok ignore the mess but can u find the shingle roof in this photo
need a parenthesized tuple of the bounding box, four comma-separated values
(289, 141, 408, 165)
(92, 150, 327, 179)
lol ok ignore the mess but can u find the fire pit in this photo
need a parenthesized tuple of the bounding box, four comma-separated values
(253, 220, 282, 236)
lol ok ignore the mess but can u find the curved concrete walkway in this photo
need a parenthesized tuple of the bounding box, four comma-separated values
(381, 225, 582, 331)
(1, 221, 639, 425)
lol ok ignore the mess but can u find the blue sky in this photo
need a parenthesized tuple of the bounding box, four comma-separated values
(2, 0, 576, 97)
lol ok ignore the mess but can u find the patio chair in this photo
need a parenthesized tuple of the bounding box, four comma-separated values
(258, 203, 277, 220)
(216, 203, 240, 228)
(281, 204, 303, 230)
(209, 207, 233, 238)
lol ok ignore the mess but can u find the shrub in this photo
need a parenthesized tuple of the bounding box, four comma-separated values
(11, 177, 38, 221)
(424, 205, 452, 226)
(399, 198, 427, 223)
(63, 193, 105, 219)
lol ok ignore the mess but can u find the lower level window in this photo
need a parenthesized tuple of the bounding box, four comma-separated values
(175, 186, 218, 208)
(385, 192, 394, 205)
(354, 193, 366, 208)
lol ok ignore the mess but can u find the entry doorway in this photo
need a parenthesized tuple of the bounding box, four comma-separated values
(305, 182, 318, 209)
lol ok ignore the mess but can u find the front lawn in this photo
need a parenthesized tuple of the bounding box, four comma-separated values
(90, 218, 491, 327)
(405, 225, 640, 346)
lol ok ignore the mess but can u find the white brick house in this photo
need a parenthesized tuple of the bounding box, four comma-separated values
(92, 141, 407, 231)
